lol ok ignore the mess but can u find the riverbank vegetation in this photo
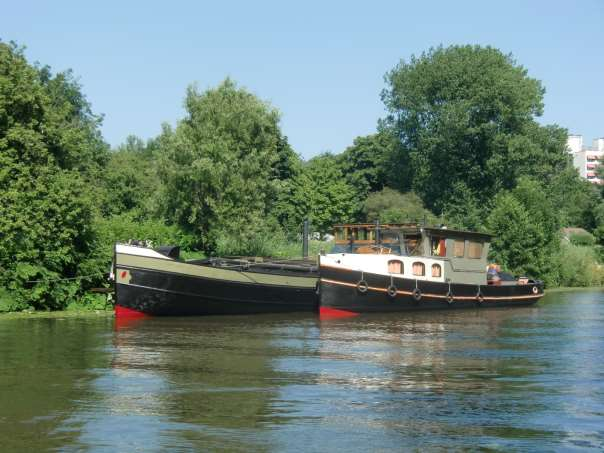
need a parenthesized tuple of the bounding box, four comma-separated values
(1, 40, 603, 312)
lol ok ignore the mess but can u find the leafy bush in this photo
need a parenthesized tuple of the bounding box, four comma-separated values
(93, 213, 198, 262)
(66, 293, 111, 311)
(487, 178, 560, 285)
(553, 243, 604, 287)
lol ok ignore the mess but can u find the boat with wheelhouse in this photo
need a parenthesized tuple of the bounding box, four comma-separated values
(319, 224, 544, 317)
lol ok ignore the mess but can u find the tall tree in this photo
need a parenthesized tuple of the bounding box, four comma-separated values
(381, 45, 569, 221)
(0, 41, 109, 310)
(158, 79, 295, 253)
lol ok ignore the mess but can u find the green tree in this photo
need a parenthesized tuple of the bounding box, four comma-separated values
(362, 188, 437, 224)
(487, 178, 560, 284)
(0, 41, 109, 311)
(158, 79, 294, 253)
(381, 45, 570, 216)
(337, 132, 394, 199)
(275, 153, 357, 235)
(102, 135, 161, 218)
(547, 166, 601, 230)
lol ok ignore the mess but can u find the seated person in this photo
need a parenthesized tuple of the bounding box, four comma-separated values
(487, 264, 501, 284)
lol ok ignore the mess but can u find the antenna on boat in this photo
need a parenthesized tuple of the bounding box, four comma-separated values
(302, 218, 309, 259)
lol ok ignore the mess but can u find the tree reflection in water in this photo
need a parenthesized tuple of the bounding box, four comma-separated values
(1, 291, 603, 451)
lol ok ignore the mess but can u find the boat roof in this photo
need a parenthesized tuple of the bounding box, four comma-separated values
(333, 223, 421, 231)
(332, 224, 492, 241)
(422, 227, 493, 241)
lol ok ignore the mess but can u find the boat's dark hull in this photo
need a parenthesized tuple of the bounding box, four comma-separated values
(319, 265, 543, 314)
(115, 253, 318, 316)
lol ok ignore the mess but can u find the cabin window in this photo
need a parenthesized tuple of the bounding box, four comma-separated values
(388, 260, 403, 274)
(468, 241, 483, 259)
(357, 228, 367, 241)
(454, 240, 465, 258)
(431, 263, 442, 277)
(347, 228, 355, 240)
(335, 228, 346, 241)
(412, 262, 425, 276)
(368, 230, 376, 241)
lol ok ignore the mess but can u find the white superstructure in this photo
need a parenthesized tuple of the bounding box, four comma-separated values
(322, 253, 446, 283)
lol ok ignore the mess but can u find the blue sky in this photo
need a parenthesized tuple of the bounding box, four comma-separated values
(2, 0, 603, 158)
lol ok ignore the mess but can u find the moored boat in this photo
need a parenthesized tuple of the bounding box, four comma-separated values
(112, 243, 319, 317)
(319, 224, 544, 317)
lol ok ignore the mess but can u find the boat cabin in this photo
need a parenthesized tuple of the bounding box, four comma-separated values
(329, 224, 492, 285)
(420, 227, 492, 285)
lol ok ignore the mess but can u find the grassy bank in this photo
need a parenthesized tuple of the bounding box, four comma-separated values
(0, 308, 114, 321)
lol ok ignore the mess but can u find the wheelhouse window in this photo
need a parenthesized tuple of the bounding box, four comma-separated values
(356, 228, 367, 240)
(388, 260, 403, 274)
(468, 241, 483, 259)
(453, 240, 465, 258)
(431, 263, 442, 277)
(431, 237, 446, 257)
(412, 262, 425, 276)
(348, 228, 356, 240)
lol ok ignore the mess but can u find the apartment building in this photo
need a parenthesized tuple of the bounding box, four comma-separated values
(568, 135, 604, 184)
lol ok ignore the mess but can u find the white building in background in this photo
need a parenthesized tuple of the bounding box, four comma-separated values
(568, 135, 604, 184)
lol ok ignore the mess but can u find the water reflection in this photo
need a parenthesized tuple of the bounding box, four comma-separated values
(0, 317, 113, 452)
(1, 291, 603, 451)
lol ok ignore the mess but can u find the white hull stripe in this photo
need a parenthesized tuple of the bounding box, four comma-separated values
(321, 278, 542, 301)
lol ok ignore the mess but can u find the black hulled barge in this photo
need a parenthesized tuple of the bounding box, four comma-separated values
(319, 224, 544, 317)
(113, 244, 318, 317)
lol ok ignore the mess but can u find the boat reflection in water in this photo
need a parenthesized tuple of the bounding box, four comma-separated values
(104, 315, 316, 451)
(9, 290, 598, 452)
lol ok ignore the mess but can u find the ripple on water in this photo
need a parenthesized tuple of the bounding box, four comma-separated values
(0, 292, 603, 451)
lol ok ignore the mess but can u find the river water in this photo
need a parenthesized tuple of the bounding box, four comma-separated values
(1, 290, 603, 452)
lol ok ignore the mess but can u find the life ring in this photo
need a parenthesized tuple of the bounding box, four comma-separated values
(356, 280, 368, 294)
(476, 291, 484, 304)
(446, 290, 454, 305)
(532, 285, 539, 294)
(387, 284, 398, 299)
(412, 287, 422, 302)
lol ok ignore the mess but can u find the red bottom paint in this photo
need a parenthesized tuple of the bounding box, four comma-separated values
(319, 306, 359, 320)
(115, 305, 149, 318)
